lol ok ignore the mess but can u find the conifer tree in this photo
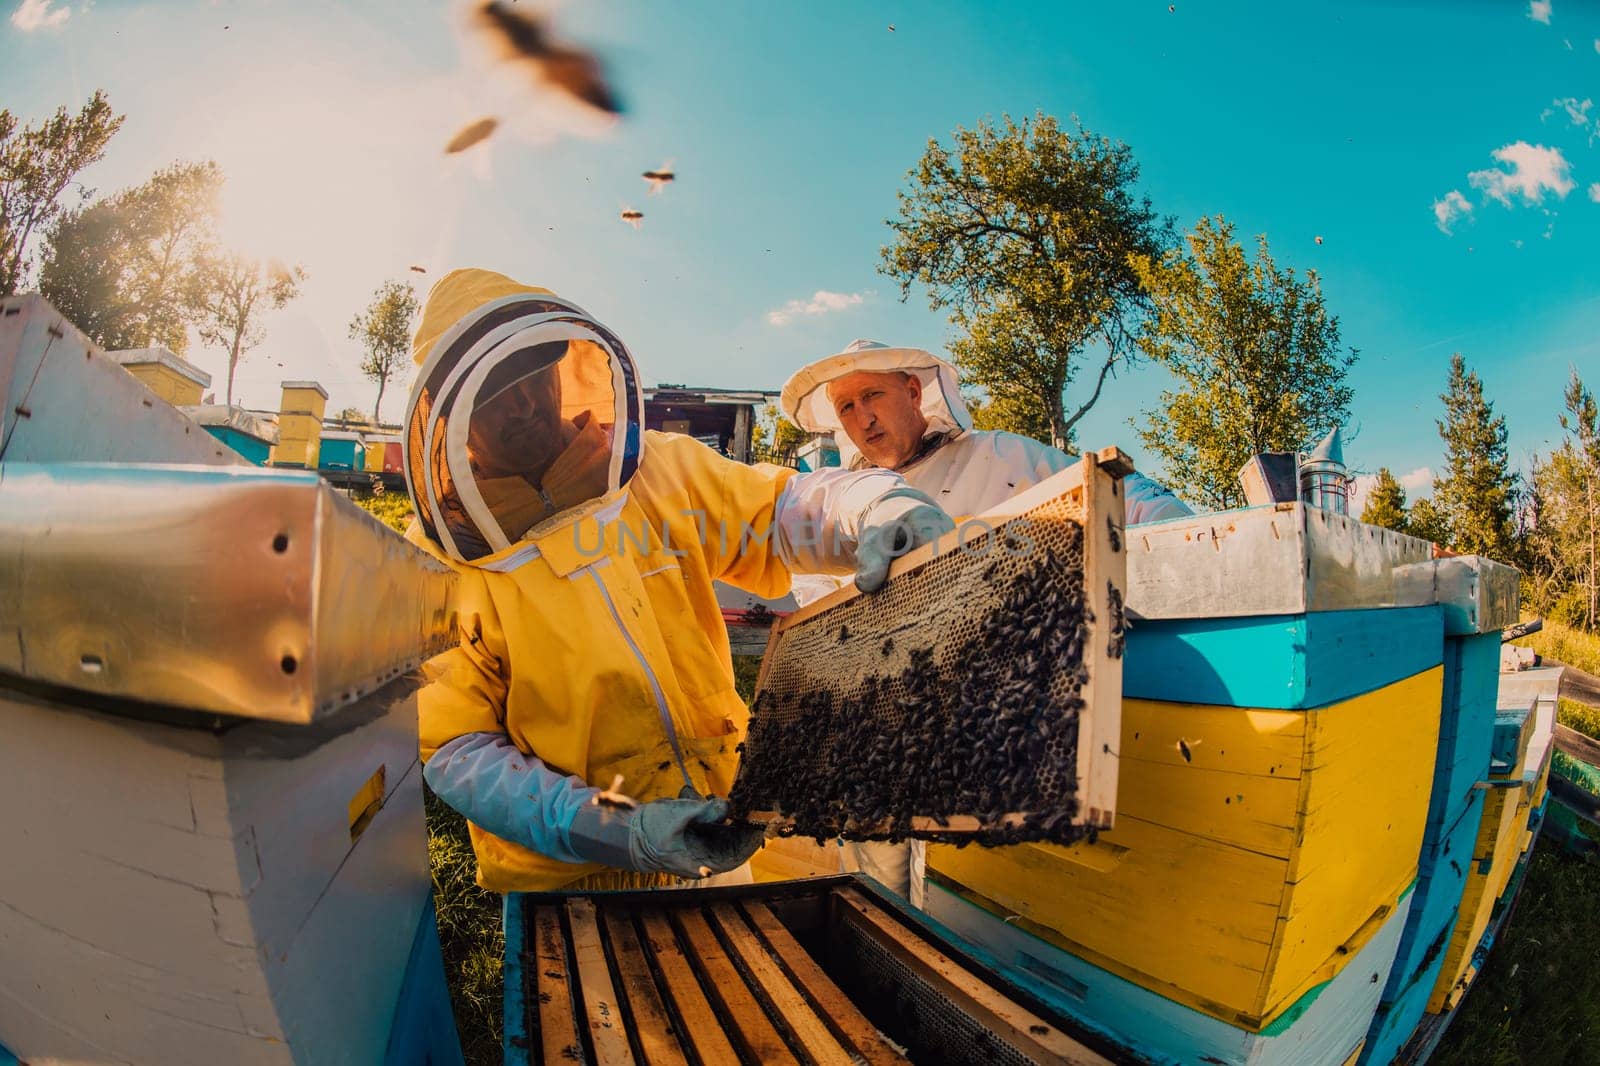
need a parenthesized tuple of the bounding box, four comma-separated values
(1432, 353, 1517, 561)
(1361, 467, 1409, 532)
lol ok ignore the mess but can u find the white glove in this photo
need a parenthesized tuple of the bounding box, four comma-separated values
(854, 489, 955, 592)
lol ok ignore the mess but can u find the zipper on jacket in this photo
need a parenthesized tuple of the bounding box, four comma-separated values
(584, 568, 694, 793)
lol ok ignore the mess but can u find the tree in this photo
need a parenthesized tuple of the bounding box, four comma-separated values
(1524, 370, 1600, 630)
(1432, 353, 1517, 562)
(332, 406, 367, 425)
(1408, 496, 1451, 546)
(751, 403, 809, 462)
(880, 112, 1172, 450)
(190, 254, 305, 406)
(348, 279, 419, 424)
(1132, 215, 1356, 510)
(0, 91, 124, 295)
(40, 160, 222, 352)
(965, 389, 1051, 442)
(1362, 468, 1410, 532)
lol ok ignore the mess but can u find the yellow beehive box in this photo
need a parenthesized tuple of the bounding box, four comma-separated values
(930, 665, 1443, 1031)
(270, 380, 328, 468)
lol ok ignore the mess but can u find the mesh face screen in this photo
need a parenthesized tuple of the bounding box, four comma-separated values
(730, 493, 1096, 845)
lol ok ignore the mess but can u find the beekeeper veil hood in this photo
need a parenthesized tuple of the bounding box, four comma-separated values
(779, 339, 970, 469)
(403, 269, 645, 564)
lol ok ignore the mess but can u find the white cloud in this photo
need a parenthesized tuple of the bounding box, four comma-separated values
(9, 0, 71, 30)
(765, 290, 868, 326)
(1553, 97, 1594, 126)
(1433, 190, 1472, 234)
(1528, 0, 1552, 24)
(1594, 38, 1599, 53)
(1399, 467, 1434, 495)
(1349, 466, 1433, 516)
(1468, 142, 1575, 206)
(1589, 182, 1600, 202)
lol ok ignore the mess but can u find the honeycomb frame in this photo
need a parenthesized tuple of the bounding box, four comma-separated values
(730, 448, 1129, 844)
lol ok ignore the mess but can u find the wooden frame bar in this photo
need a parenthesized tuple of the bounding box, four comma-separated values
(600, 910, 689, 1066)
(740, 901, 907, 1065)
(705, 904, 855, 1066)
(636, 912, 742, 1066)
(672, 908, 800, 1064)
(565, 899, 636, 1064)
(533, 906, 583, 1065)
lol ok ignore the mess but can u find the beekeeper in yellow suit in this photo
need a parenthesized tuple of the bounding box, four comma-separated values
(404, 271, 954, 893)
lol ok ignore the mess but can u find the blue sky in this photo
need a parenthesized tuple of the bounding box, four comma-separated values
(4, 0, 1597, 506)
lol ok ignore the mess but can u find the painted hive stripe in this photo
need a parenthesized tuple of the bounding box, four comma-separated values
(928, 666, 1444, 1031)
(1359, 788, 1484, 1065)
(502, 895, 531, 1064)
(1124, 606, 1445, 710)
(926, 879, 1413, 1066)
(1426, 774, 1529, 1013)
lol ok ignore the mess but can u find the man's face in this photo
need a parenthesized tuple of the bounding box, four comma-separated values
(466, 368, 564, 481)
(826, 370, 928, 469)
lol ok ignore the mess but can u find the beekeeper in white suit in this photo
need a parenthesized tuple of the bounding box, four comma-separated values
(780, 339, 1193, 907)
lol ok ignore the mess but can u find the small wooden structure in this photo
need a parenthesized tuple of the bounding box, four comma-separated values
(502, 876, 1122, 1065)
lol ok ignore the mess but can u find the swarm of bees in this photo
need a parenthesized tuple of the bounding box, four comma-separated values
(730, 537, 1094, 847)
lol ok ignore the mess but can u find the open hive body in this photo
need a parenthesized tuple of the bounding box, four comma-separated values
(733, 451, 1127, 845)
(923, 506, 1540, 1066)
(502, 876, 1123, 1065)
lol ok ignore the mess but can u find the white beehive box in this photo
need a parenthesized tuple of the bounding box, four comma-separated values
(0, 465, 457, 1064)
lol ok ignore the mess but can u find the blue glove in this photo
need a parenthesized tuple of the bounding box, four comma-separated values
(425, 734, 762, 877)
(854, 489, 956, 593)
(573, 791, 765, 879)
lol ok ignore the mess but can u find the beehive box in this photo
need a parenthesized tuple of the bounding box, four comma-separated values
(0, 463, 458, 1064)
(0, 294, 247, 466)
(731, 450, 1128, 844)
(928, 501, 1472, 1041)
(932, 660, 1443, 1036)
(929, 876, 1414, 1066)
(929, 526, 1522, 1050)
(501, 876, 1126, 1065)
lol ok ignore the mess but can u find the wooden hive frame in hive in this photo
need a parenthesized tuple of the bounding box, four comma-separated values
(504, 878, 1121, 1065)
(730, 448, 1130, 843)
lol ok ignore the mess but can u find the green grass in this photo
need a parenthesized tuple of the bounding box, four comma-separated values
(732, 653, 761, 703)
(1431, 838, 1600, 1065)
(346, 488, 414, 533)
(1559, 697, 1600, 743)
(1514, 619, 1600, 679)
(1557, 697, 1600, 744)
(425, 786, 503, 1066)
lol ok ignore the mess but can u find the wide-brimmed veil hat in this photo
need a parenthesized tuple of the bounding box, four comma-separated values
(778, 339, 970, 467)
